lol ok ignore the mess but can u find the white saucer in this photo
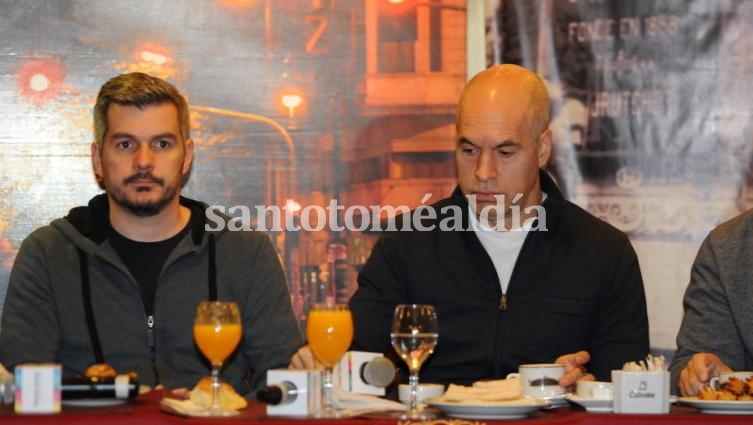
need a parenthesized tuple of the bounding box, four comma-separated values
(426, 397, 550, 420)
(541, 393, 570, 408)
(565, 394, 612, 413)
(679, 397, 753, 414)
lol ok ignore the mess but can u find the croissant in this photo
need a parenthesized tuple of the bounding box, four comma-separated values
(190, 377, 247, 411)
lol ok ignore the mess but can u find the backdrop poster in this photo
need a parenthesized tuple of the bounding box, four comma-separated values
(0, 1, 467, 327)
(487, 0, 753, 350)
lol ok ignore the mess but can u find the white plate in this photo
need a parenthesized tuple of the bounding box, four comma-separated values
(62, 398, 129, 407)
(678, 397, 753, 414)
(426, 397, 550, 419)
(541, 393, 570, 408)
(565, 394, 613, 413)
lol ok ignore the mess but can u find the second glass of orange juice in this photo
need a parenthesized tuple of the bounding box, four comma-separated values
(306, 303, 353, 417)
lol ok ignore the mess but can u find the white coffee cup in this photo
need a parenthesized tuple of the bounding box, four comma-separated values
(507, 363, 565, 398)
(576, 380, 613, 400)
(398, 383, 445, 404)
(709, 371, 753, 390)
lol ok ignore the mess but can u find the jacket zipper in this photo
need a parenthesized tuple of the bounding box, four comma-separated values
(146, 314, 160, 385)
(491, 231, 535, 375)
(499, 293, 508, 310)
(498, 227, 536, 312)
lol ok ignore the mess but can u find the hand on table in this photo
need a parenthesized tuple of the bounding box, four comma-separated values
(555, 350, 594, 388)
(679, 352, 732, 396)
(289, 345, 322, 370)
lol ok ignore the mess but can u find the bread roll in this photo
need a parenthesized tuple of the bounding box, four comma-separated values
(85, 363, 117, 379)
(439, 378, 522, 402)
(190, 377, 247, 410)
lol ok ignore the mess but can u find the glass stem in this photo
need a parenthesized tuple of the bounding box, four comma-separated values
(409, 370, 419, 412)
(322, 366, 334, 413)
(211, 363, 221, 411)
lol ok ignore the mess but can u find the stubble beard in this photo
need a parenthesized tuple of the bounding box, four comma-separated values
(106, 173, 179, 217)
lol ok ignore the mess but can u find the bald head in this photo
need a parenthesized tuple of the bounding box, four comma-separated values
(457, 64, 551, 138)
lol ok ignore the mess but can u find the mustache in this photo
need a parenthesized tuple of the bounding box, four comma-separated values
(123, 172, 164, 186)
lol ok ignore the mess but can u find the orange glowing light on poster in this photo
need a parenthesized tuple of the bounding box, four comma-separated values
(16, 58, 64, 105)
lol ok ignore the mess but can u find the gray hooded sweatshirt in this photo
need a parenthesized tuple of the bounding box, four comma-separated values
(0, 194, 302, 397)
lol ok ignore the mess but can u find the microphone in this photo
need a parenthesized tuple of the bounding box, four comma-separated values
(62, 375, 139, 400)
(256, 381, 298, 405)
(360, 356, 396, 388)
(332, 351, 396, 395)
(262, 369, 321, 416)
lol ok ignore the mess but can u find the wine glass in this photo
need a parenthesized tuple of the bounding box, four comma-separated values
(391, 304, 439, 420)
(193, 301, 242, 416)
(306, 303, 353, 418)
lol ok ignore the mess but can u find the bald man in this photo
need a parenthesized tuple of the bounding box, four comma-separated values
(292, 65, 648, 389)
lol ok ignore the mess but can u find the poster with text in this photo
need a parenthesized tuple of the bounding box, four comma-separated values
(488, 0, 753, 350)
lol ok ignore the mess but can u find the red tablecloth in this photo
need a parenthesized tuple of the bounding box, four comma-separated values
(2, 390, 753, 425)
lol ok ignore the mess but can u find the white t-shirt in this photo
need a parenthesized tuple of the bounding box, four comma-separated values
(469, 193, 547, 293)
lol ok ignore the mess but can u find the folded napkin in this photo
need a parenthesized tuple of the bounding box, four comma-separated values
(161, 397, 245, 417)
(331, 387, 408, 416)
(160, 397, 212, 417)
(160, 388, 407, 417)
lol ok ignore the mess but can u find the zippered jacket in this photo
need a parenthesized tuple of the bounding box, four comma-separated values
(0, 194, 303, 396)
(350, 171, 649, 384)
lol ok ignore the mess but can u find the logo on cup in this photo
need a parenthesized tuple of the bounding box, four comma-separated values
(507, 364, 564, 398)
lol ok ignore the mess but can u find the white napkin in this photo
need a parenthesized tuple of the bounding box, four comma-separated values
(160, 397, 243, 417)
(161, 389, 407, 417)
(331, 387, 408, 416)
(160, 398, 210, 416)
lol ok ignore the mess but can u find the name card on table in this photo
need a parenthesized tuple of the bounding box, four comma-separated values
(14, 363, 61, 414)
(612, 370, 670, 414)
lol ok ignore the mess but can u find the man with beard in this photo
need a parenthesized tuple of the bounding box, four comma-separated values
(0, 73, 302, 397)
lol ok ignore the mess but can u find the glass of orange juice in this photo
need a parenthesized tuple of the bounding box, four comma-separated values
(193, 301, 242, 416)
(306, 303, 353, 417)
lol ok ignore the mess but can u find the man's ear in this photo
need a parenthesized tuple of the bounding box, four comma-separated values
(181, 139, 195, 186)
(537, 128, 553, 167)
(91, 142, 105, 189)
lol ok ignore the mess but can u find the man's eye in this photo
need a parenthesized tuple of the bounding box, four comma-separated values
(117, 140, 132, 149)
(497, 150, 514, 158)
(155, 139, 171, 149)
